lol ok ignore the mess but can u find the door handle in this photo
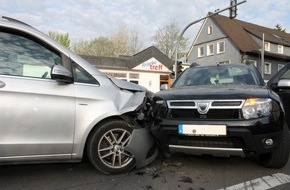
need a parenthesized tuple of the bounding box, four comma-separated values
(0, 80, 6, 88)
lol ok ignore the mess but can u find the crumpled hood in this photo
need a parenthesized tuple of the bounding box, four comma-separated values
(109, 77, 146, 92)
(156, 85, 270, 100)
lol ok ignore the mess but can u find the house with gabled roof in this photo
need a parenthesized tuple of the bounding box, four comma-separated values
(81, 46, 174, 92)
(186, 13, 290, 80)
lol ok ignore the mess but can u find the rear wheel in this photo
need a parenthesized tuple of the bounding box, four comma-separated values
(87, 120, 136, 174)
(259, 126, 290, 168)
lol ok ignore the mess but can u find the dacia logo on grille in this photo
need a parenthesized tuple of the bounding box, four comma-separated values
(197, 102, 210, 114)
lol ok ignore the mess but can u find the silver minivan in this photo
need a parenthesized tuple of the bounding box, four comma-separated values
(0, 16, 158, 174)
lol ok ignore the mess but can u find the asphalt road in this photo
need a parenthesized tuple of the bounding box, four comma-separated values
(1, 154, 290, 190)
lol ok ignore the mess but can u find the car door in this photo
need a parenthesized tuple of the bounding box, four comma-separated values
(0, 30, 75, 160)
(267, 63, 290, 127)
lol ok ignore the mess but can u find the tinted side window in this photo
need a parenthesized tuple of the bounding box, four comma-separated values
(0, 31, 60, 79)
(72, 63, 99, 85)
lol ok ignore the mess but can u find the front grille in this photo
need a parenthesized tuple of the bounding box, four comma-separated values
(211, 101, 242, 106)
(167, 99, 244, 120)
(170, 101, 195, 107)
(170, 109, 241, 120)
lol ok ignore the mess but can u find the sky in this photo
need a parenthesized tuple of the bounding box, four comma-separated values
(1, 0, 290, 49)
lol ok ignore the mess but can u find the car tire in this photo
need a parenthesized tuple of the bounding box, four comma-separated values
(259, 125, 290, 168)
(87, 119, 136, 174)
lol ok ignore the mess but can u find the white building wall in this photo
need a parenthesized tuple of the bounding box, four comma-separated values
(138, 72, 160, 93)
(100, 69, 164, 93)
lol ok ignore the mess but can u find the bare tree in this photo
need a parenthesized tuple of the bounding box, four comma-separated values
(72, 25, 144, 57)
(152, 20, 188, 59)
(110, 25, 144, 56)
(128, 30, 144, 55)
(111, 25, 129, 56)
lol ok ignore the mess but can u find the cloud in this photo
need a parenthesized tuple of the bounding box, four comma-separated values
(0, 0, 290, 48)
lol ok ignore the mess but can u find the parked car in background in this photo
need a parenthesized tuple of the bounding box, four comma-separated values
(0, 16, 158, 174)
(153, 63, 290, 168)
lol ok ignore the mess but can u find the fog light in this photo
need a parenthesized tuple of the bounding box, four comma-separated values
(264, 138, 273, 146)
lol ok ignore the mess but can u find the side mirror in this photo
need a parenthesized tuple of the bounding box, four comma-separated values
(160, 84, 168, 90)
(51, 65, 73, 83)
(277, 79, 290, 88)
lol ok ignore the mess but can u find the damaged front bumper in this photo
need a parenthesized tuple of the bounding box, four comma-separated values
(124, 127, 158, 169)
(110, 77, 159, 169)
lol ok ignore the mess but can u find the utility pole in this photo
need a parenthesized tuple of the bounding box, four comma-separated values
(261, 33, 265, 79)
(174, 0, 247, 79)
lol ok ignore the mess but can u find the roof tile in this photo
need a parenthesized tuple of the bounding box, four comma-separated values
(212, 14, 290, 52)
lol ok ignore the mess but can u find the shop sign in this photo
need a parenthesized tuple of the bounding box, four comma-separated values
(133, 58, 171, 72)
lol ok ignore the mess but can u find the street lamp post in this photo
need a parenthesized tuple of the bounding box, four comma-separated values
(174, 0, 247, 79)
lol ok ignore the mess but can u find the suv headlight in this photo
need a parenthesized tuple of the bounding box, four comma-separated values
(242, 98, 272, 119)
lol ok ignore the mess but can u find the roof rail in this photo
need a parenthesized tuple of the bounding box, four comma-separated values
(1, 16, 32, 27)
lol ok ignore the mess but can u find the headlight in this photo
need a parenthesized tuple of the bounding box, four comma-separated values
(242, 98, 272, 119)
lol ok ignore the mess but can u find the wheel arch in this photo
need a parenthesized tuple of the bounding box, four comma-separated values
(82, 114, 136, 159)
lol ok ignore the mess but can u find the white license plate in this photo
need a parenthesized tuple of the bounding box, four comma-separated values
(178, 124, 227, 136)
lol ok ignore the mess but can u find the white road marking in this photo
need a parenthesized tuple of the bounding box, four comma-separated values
(219, 173, 290, 190)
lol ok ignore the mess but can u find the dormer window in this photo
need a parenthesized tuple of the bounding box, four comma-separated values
(208, 25, 213, 35)
(264, 42, 270, 51)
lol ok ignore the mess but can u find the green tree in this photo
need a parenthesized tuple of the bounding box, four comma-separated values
(48, 31, 70, 48)
(152, 20, 189, 59)
(72, 37, 114, 57)
(71, 39, 90, 55)
(90, 37, 114, 57)
(274, 24, 286, 32)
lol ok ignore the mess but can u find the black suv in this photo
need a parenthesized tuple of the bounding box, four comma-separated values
(153, 63, 290, 168)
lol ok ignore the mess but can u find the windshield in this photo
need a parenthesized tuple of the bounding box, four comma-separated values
(172, 64, 263, 88)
